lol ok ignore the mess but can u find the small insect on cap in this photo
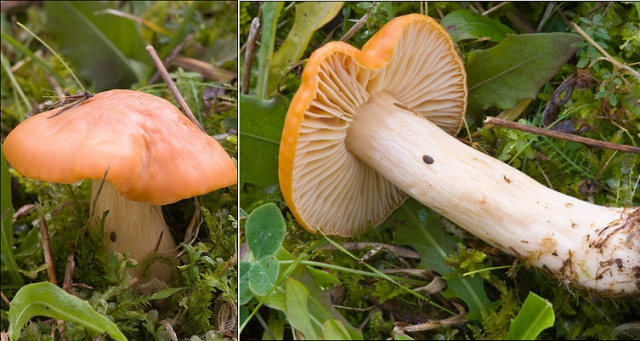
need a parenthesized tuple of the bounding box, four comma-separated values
(3, 89, 237, 204)
(279, 14, 467, 237)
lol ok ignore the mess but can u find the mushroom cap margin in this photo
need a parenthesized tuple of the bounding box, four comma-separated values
(3, 89, 238, 205)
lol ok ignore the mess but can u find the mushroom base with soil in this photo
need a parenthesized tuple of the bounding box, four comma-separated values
(344, 91, 640, 297)
(91, 180, 178, 283)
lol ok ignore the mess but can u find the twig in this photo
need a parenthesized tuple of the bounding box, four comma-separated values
(44, 71, 65, 98)
(170, 56, 235, 81)
(242, 18, 260, 95)
(482, 1, 509, 16)
(585, 2, 610, 20)
(485, 117, 640, 154)
(148, 34, 194, 85)
(413, 276, 447, 294)
(555, 5, 572, 26)
(62, 247, 76, 292)
(382, 268, 435, 278)
(276, 59, 306, 95)
(319, 21, 341, 47)
(39, 218, 57, 285)
(434, 5, 445, 19)
(340, 13, 368, 42)
(159, 320, 178, 341)
(473, 2, 486, 13)
(392, 315, 467, 335)
(536, 2, 556, 32)
(146, 45, 206, 133)
(534, 161, 554, 189)
(570, 22, 640, 82)
(1, 290, 10, 306)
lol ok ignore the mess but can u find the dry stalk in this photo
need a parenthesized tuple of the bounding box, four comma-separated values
(242, 17, 260, 95)
(340, 13, 368, 42)
(39, 218, 57, 285)
(485, 117, 640, 154)
(148, 34, 194, 84)
(571, 22, 640, 81)
(146, 45, 205, 133)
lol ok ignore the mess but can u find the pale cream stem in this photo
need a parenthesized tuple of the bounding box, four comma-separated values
(345, 91, 639, 295)
(91, 180, 178, 283)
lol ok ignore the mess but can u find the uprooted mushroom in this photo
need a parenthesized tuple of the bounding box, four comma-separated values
(278, 14, 639, 297)
(3, 89, 238, 283)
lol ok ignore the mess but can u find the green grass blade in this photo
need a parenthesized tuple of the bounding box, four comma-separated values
(17, 22, 85, 89)
(159, 1, 197, 60)
(0, 31, 68, 86)
(1, 147, 24, 285)
(0, 52, 30, 120)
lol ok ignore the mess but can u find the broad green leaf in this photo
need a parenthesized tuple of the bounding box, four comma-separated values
(392, 199, 496, 320)
(323, 320, 353, 340)
(44, 1, 151, 91)
(506, 292, 555, 340)
(268, 2, 344, 95)
(1, 146, 23, 285)
(8, 282, 127, 341)
(285, 278, 319, 340)
(441, 9, 514, 42)
(245, 203, 286, 259)
(465, 33, 582, 119)
(263, 310, 286, 340)
(249, 255, 280, 296)
(256, 2, 284, 99)
(258, 247, 362, 339)
(259, 247, 296, 312)
(239, 260, 254, 305)
(239, 94, 289, 186)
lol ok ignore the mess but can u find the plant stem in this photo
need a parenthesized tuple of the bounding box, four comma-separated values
(39, 218, 57, 285)
(146, 45, 205, 133)
(242, 18, 260, 95)
(278, 260, 428, 285)
(485, 117, 640, 154)
(571, 22, 640, 81)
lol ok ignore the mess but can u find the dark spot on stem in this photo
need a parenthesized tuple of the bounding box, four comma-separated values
(422, 155, 434, 164)
(110, 232, 116, 242)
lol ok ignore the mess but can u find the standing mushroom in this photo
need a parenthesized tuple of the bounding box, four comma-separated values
(279, 14, 639, 297)
(3, 89, 237, 282)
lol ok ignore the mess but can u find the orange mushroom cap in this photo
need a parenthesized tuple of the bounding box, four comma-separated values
(279, 14, 467, 236)
(3, 89, 237, 205)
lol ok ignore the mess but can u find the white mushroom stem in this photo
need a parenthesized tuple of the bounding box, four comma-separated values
(345, 91, 640, 296)
(90, 181, 178, 283)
